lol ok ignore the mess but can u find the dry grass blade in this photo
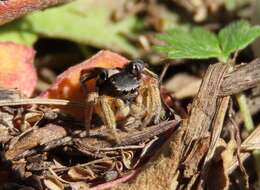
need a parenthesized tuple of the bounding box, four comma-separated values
(68, 166, 96, 180)
(202, 96, 230, 172)
(44, 175, 65, 190)
(241, 143, 260, 151)
(183, 63, 228, 157)
(96, 145, 145, 151)
(0, 98, 84, 107)
(228, 124, 260, 174)
(119, 120, 179, 146)
(48, 167, 71, 184)
(73, 120, 179, 158)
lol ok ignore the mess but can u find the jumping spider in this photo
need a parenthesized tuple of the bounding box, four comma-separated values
(80, 59, 165, 144)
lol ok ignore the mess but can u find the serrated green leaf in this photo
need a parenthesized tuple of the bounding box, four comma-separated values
(0, 21, 37, 46)
(156, 27, 222, 59)
(218, 20, 260, 60)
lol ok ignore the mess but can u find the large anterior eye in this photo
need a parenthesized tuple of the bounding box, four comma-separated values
(127, 59, 144, 76)
(98, 69, 108, 83)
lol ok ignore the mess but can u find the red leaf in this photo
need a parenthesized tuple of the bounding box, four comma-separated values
(0, 42, 37, 97)
(41, 50, 129, 119)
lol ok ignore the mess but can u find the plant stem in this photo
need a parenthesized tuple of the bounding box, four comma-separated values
(236, 93, 260, 186)
(236, 93, 254, 132)
(224, 53, 258, 185)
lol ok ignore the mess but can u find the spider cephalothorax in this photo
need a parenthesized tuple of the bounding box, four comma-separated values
(97, 59, 145, 101)
(80, 59, 164, 144)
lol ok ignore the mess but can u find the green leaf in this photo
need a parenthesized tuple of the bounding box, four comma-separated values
(0, 21, 37, 46)
(218, 20, 260, 60)
(0, 0, 139, 56)
(155, 20, 260, 62)
(156, 27, 222, 59)
(26, 0, 138, 56)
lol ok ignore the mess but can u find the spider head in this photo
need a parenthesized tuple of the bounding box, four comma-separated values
(125, 59, 145, 79)
(96, 69, 109, 86)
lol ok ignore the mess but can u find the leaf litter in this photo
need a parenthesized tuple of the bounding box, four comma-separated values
(1, 10, 260, 188)
(0, 48, 260, 190)
(0, 90, 179, 189)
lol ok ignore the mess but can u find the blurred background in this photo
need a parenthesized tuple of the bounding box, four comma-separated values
(0, 0, 258, 88)
(1, 0, 259, 133)
(1, 0, 260, 189)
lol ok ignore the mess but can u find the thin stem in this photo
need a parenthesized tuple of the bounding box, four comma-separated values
(159, 63, 170, 84)
(220, 55, 258, 185)
(236, 90, 260, 186)
(236, 94, 254, 132)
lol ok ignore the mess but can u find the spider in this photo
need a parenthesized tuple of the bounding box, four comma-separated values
(80, 59, 165, 144)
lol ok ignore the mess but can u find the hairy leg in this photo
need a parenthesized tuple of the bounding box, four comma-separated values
(97, 96, 120, 144)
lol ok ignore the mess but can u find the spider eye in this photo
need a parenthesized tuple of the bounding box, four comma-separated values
(131, 89, 136, 93)
(127, 59, 144, 76)
(98, 69, 108, 83)
(122, 90, 128, 95)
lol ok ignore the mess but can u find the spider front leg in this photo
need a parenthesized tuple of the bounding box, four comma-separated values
(80, 68, 108, 135)
(139, 67, 163, 127)
(96, 96, 121, 144)
(84, 91, 98, 135)
(128, 93, 146, 128)
(140, 82, 162, 129)
(149, 82, 163, 124)
(80, 70, 95, 135)
(114, 98, 130, 121)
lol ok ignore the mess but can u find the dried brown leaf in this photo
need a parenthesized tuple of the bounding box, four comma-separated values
(68, 166, 96, 181)
(0, 110, 14, 143)
(121, 151, 134, 169)
(199, 96, 230, 188)
(164, 73, 201, 99)
(112, 126, 185, 190)
(183, 63, 228, 157)
(44, 175, 64, 190)
(70, 182, 90, 190)
(5, 124, 67, 160)
(207, 139, 236, 190)
(182, 137, 209, 178)
(203, 96, 230, 165)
